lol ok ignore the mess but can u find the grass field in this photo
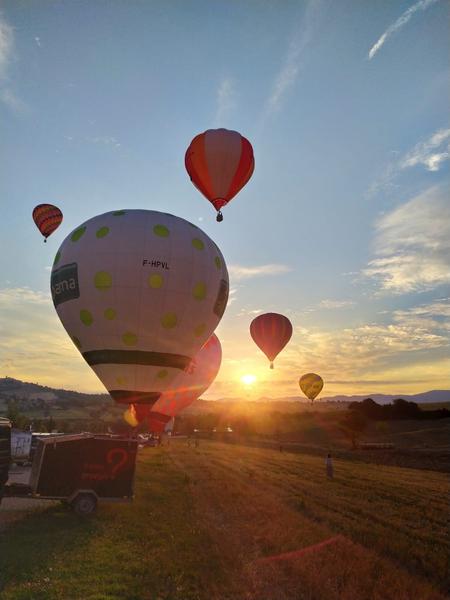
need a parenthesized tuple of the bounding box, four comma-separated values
(0, 440, 448, 600)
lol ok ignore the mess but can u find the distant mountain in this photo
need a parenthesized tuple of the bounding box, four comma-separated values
(0, 377, 448, 413)
(318, 391, 450, 404)
(0, 377, 107, 409)
(189, 390, 450, 407)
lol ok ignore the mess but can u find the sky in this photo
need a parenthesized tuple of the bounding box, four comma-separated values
(0, 0, 449, 400)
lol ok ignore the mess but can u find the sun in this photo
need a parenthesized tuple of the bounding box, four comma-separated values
(241, 374, 257, 386)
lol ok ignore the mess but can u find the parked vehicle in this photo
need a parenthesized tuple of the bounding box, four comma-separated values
(1, 432, 138, 515)
(0, 418, 11, 495)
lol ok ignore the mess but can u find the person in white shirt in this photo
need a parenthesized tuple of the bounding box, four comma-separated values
(325, 453, 334, 479)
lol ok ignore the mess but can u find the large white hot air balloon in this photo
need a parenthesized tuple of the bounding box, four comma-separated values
(50, 209, 229, 411)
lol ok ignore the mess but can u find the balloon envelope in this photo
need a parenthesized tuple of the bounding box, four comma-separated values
(51, 210, 229, 408)
(185, 128, 254, 218)
(33, 204, 63, 240)
(250, 313, 292, 368)
(299, 373, 324, 401)
(126, 334, 222, 430)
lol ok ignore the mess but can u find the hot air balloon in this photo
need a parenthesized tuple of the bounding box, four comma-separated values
(185, 128, 254, 221)
(126, 334, 222, 431)
(250, 313, 292, 369)
(33, 204, 63, 242)
(299, 373, 323, 403)
(51, 209, 229, 413)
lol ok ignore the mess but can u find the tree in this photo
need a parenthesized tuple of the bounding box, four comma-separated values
(339, 410, 368, 449)
(6, 401, 30, 430)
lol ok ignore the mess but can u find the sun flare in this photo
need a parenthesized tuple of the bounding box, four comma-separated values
(241, 374, 257, 386)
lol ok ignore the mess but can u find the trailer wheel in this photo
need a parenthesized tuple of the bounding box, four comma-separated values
(71, 492, 97, 516)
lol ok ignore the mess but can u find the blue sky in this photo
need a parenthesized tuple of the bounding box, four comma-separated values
(0, 0, 449, 398)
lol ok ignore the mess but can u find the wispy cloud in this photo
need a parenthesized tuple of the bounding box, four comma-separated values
(366, 127, 450, 198)
(86, 136, 121, 148)
(0, 14, 27, 114)
(363, 185, 450, 293)
(210, 298, 449, 399)
(228, 263, 292, 281)
(288, 299, 450, 376)
(214, 77, 237, 127)
(0, 88, 28, 113)
(236, 308, 263, 318)
(399, 128, 450, 172)
(393, 298, 450, 331)
(263, 0, 322, 116)
(317, 299, 355, 310)
(0, 16, 13, 77)
(227, 287, 238, 306)
(368, 0, 441, 60)
(0, 287, 49, 305)
(0, 287, 100, 391)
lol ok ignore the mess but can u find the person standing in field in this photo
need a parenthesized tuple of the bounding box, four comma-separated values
(325, 453, 334, 479)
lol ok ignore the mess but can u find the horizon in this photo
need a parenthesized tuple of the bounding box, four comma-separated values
(0, 1, 449, 400)
(1, 375, 448, 403)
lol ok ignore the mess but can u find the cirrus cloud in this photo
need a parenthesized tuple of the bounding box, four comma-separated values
(228, 263, 292, 281)
(363, 185, 450, 293)
(368, 0, 441, 60)
(399, 128, 450, 172)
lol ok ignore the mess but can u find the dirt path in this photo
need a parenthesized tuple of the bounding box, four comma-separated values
(0, 466, 56, 531)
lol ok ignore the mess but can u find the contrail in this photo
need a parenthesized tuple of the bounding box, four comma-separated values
(368, 0, 441, 60)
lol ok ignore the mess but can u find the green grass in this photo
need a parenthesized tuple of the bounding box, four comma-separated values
(0, 441, 448, 599)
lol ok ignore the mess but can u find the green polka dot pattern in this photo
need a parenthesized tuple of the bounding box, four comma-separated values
(153, 224, 169, 237)
(104, 308, 116, 320)
(194, 323, 206, 337)
(80, 310, 93, 326)
(122, 332, 138, 346)
(192, 238, 204, 250)
(71, 226, 86, 242)
(148, 274, 163, 289)
(193, 282, 207, 301)
(96, 226, 110, 238)
(94, 271, 112, 291)
(52, 210, 229, 403)
(161, 312, 177, 329)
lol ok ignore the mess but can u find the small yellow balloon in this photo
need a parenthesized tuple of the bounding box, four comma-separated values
(123, 406, 139, 427)
(299, 373, 323, 402)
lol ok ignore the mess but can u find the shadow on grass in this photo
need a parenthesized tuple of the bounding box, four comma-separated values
(0, 504, 100, 593)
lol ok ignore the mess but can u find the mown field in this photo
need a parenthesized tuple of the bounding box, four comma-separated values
(0, 440, 449, 600)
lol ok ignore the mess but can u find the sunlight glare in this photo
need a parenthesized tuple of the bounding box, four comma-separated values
(241, 374, 257, 386)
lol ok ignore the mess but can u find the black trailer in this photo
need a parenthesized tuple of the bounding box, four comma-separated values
(0, 417, 11, 494)
(2, 433, 138, 515)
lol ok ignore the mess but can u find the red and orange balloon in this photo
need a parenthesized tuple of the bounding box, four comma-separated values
(32, 204, 63, 242)
(124, 334, 222, 431)
(185, 128, 254, 221)
(250, 313, 292, 369)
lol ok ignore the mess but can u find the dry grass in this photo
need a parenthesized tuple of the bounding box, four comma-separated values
(0, 440, 448, 599)
(168, 440, 448, 599)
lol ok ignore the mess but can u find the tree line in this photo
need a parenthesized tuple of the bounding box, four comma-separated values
(348, 398, 450, 421)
